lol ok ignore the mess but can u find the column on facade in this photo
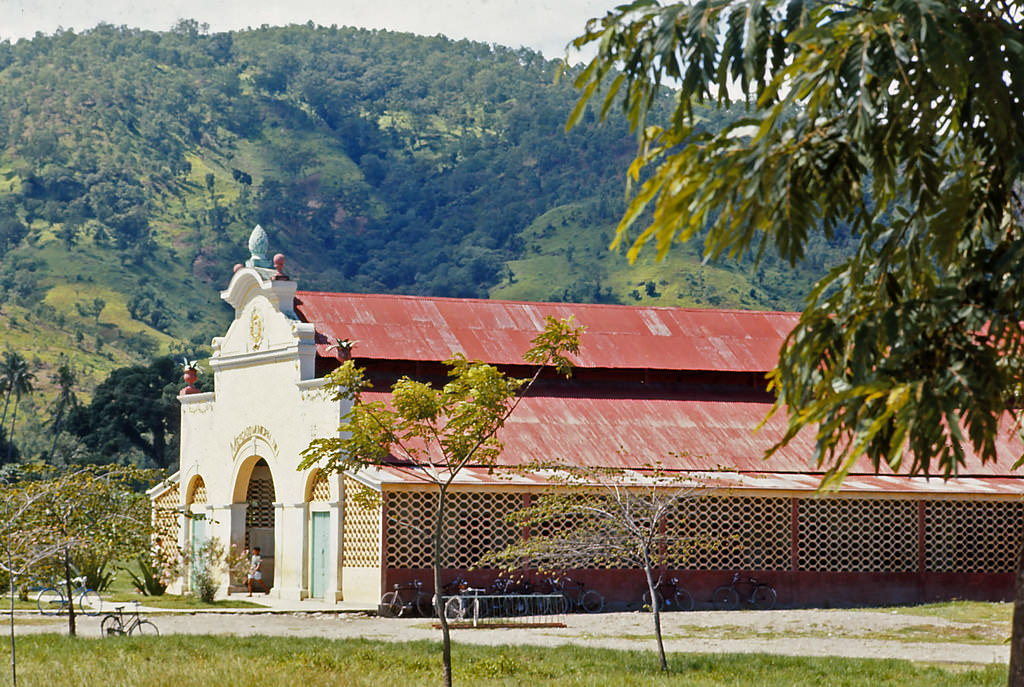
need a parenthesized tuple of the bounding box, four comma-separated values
(273, 500, 309, 600)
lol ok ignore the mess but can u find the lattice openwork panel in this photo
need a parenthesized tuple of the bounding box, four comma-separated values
(385, 490, 525, 569)
(925, 500, 1023, 573)
(188, 477, 207, 505)
(524, 492, 635, 570)
(152, 483, 180, 554)
(798, 498, 917, 572)
(245, 478, 275, 528)
(343, 477, 381, 567)
(310, 472, 331, 502)
(667, 496, 791, 570)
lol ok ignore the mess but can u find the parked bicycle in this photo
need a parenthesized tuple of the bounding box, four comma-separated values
(380, 579, 432, 617)
(711, 573, 776, 610)
(642, 575, 694, 612)
(545, 576, 604, 614)
(37, 577, 102, 616)
(101, 602, 158, 636)
(489, 573, 532, 616)
(443, 585, 488, 621)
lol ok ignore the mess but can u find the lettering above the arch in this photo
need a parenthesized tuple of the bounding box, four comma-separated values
(231, 424, 279, 457)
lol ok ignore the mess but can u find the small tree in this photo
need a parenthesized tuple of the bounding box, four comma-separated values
(0, 350, 35, 464)
(484, 463, 712, 672)
(19, 466, 156, 636)
(300, 316, 583, 687)
(47, 360, 78, 465)
(0, 477, 66, 687)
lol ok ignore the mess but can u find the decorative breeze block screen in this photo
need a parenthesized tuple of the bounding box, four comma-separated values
(385, 491, 525, 569)
(798, 498, 917, 572)
(925, 500, 1023, 573)
(189, 477, 207, 505)
(152, 482, 181, 555)
(343, 477, 381, 567)
(246, 478, 275, 528)
(310, 472, 331, 502)
(378, 489, 1023, 575)
(667, 496, 791, 570)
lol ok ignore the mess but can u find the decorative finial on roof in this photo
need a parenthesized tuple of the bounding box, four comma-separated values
(272, 253, 289, 281)
(245, 224, 272, 268)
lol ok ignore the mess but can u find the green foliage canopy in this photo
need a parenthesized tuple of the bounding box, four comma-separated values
(571, 0, 1024, 483)
(68, 356, 184, 469)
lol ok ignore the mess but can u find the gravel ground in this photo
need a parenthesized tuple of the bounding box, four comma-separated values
(18, 608, 1008, 666)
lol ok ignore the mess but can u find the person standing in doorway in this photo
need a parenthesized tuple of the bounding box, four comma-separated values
(247, 547, 269, 595)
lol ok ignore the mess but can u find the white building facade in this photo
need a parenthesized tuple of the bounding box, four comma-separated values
(151, 257, 383, 604)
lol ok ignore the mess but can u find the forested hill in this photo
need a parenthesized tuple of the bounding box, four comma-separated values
(0, 22, 854, 394)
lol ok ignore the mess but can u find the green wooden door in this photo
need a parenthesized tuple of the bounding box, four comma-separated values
(190, 516, 208, 588)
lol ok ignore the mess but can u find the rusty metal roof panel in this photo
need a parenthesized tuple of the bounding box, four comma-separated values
(354, 390, 1023, 482)
(294, 291, 798, 372)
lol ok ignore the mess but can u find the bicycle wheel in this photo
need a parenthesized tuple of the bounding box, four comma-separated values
(711, 586, 739, 610)
(752, 584, 776, 610)
(78, 589, 103, 616)
(415, 593, 433, 618)
(130, 619, 159, 636)
(37, 588, 64, 616)
(379, 591, 401, 618)
(581, 590, 604, 613)
(641, 589, 662, 611)
(671, 588, 695, 612)
(100, 614, 124, 637)
(508, 596, 529, 617)
(444, 596, 465, 621)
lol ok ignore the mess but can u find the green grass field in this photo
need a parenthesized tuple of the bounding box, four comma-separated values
(0, 635, 1006, 687)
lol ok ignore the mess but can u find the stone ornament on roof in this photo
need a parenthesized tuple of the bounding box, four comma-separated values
(245, 224, 272, 268)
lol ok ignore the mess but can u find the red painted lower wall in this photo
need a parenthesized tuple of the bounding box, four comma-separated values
(383, 568, 1014, 609)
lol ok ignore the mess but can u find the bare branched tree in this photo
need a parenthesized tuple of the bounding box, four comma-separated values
(484, 462, 717, 672)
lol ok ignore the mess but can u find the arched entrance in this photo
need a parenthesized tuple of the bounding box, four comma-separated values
(243, 458, 276, 589)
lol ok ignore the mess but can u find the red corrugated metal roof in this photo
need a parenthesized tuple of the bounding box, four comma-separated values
(358, 390, 1024, 480)
(294, 291, 798, 372)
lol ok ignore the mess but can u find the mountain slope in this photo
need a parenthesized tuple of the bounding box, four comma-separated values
(0, 22, 851, 402)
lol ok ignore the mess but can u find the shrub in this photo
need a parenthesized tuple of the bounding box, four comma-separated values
(123, 555, 167, 597)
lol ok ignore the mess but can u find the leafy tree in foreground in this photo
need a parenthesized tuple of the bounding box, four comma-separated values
(300, 316, 583, 687)
(0, 477, 67, 687)
(568, 0, 1024, 682)
(16, 466, 156, 637)
(482, 463, 709, 672)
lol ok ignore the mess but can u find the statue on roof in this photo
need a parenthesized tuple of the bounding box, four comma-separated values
(245, 225, 272, 268)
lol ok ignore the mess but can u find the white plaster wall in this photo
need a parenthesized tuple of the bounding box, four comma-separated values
(177, 266, 350, 601)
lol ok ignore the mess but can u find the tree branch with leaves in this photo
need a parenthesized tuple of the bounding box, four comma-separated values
(570, 0, 1024, 681)
(300, 315, 583, 687)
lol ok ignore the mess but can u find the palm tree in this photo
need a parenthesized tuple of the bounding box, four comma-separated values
(47, 361, 77, 464)
(0, 351, 36, 464)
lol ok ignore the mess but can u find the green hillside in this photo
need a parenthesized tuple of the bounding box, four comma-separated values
(0, 22, 853, 404)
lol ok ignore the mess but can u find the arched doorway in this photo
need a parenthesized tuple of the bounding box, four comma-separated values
(244, 459, 276, 589)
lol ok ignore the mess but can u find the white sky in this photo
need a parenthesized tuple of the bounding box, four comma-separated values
(0, 0, 611, 59)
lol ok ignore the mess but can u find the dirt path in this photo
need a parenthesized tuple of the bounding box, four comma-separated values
(17, 608, 1007, 666)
